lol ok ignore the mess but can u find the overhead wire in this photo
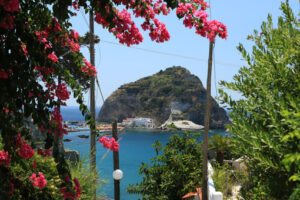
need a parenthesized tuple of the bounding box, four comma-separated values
(100, 40, 241, 68)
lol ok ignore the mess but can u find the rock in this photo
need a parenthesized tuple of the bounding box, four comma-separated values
(63, 139, 72, 142)
(98, 66, 229, 129)
(64, 149, 79, 163)
(77, 135, 89, 139)
(161, 120, 204, 130)
(24, 117, 47, 147)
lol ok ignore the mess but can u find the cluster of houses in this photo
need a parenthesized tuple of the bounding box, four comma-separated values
(121, 117, 154, 128)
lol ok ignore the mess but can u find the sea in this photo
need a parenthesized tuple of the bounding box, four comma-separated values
(61, 106, 227, 200)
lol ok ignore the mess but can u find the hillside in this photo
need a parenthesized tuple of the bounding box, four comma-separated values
(97, 66, 229, 129)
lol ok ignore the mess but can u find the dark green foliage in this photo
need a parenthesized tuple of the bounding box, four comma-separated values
(127, 133, 203, 200)
(219, 1, 300, 199)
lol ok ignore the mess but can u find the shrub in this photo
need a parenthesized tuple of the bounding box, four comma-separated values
(127, 133, 203, 200)
(219, 1, 300, 199)
(69, 156, 105, 200)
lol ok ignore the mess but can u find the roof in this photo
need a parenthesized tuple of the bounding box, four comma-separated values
(182, 188, 202, 200)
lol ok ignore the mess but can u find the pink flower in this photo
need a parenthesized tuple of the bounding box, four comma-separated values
(98, 136, 119, 152)
(48, 52, 58, 63)
(60, 178, 82, 199)
(28, 92, 34, 98)
(70, 30, 79, 41)
(53, 18, 62, 32)
(0, 69, 8, 79)
(37, 148, 52, 157)
(0, 0, 19, 12)
(31, 160, 37, 169)
(20, 41, 28, 56)
(17, 139, 34, 159)
(64, 175, 70, 182)
(0, 14, 15, 29)
(7, 181, 14, 194)
(30, 172, 47, 189)
(60, 188, 76, 200)
(50, 107, 68, 137)
(0, 150, 11, 166)
(73, 178, 81, 198)
(56, 83, 69, 101)
(81, 60, 97, 76)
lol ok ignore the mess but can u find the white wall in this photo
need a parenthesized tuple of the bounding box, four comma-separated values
(208, 162, 223, 200)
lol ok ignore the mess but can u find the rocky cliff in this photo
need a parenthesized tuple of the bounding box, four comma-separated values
(97, 66, 229, 129)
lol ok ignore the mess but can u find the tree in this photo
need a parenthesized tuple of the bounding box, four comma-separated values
(208, 134, 232, 165)
(0, 0, 227, 199)
(127, 133, 203, 200)
(219, 1, 300, 199)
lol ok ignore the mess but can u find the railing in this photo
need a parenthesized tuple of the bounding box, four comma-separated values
(208, 161, 223, 200)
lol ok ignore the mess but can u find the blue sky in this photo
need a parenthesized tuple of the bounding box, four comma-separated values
(67, 0, 299, 107)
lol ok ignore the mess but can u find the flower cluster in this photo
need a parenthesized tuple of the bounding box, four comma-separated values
(0, 150, 11, 166)
(0, 69, 9, 79)
(95, 9, 143, 46)
(31, 160, 37, 169)
(95, 0, 171, 46)
(0, 0, 19, 29)
(0, 0, 19, 12)
(37, 148, 52, 158)
(45, 82, 70, 102)
(176, 0, 227, 41)
(60, 178, 81, 200)
(30, 172, 47, 189)
(35, 18, 80, 62)
(56, 83, 70, 101)
(58, 31, 80, 52)
(2, 107, 10, 114)
(16, 134, 34, 160)
(73, 178, 81, 199)
(48, 52, 59, 63)
(7, 181, 14, 194)
(81, 59, 97, 76)
(98, 136, 119, 152)
(50, 107, 68, 137)
(21, 41, 28, 57)
(34, 66, 55, 77)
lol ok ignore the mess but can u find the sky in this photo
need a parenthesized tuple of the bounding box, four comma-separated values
(67, 0, 299, 107)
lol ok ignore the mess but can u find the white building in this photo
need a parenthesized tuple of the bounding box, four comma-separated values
(128, 117, 154, 128)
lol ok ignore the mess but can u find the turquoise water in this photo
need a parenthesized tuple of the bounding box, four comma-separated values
(63, 129, 227, 200)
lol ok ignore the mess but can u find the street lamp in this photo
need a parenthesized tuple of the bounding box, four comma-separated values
(113, 169, 123, 181)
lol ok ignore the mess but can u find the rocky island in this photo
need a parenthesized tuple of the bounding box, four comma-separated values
(97, 66, 229, 129)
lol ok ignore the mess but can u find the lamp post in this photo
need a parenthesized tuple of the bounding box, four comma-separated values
(112, 121, 121, 200)
(113, 169, 123, 181)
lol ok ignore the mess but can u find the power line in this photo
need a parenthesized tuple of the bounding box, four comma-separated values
(101, 39, 241, 68)
(96, 77, 105, 104)
(80, 9, 89, 27)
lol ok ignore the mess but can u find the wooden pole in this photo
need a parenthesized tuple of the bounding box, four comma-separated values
(112, 121, 120, 200)
(202, 41, 214, 200)
(89, 8, 96, 199)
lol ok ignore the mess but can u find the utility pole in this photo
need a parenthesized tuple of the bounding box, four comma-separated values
(202, 41, 214, 200)
(89, 7, 96, 199)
